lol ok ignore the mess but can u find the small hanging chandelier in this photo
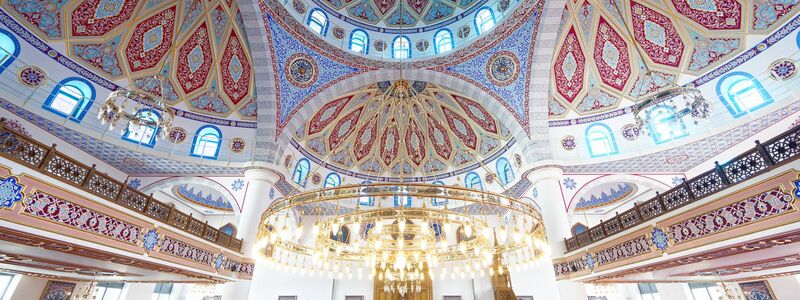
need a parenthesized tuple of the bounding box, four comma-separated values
(97, 75, 175, 140)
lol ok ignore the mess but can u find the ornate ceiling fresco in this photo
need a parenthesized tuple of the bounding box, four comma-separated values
(548, 0, 799, 118)
(315, 0, 486, 29)
(2, 0, 256, 120)
(259, 0, 543, 139)
(293, 81, 512, 178)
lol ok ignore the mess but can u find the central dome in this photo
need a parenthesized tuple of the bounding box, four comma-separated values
(293, 81, 513, 178)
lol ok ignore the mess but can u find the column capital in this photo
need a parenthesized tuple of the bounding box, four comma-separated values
(244, 167, 281, 183)
(526, 166, 564, 183)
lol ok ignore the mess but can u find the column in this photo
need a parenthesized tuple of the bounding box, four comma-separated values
(237, 168, 280, 252)
(228, 168, 280, 300)
(516, 167, 587, 300)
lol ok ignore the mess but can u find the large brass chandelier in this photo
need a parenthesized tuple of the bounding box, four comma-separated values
(97, 74, 175, 140)
(253, 183, 547, 295)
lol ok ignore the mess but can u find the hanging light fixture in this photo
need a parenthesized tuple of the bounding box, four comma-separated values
(97, 75, 175, 140)
(607, 1, 711, 137)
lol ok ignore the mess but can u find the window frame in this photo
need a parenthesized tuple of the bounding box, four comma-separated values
(42, 77, 96, 123)
(647, 106, 688, 144)
(430, 181, 447, 206)
(392, 35, 411, 59)
(464, 172, 483, 190)
(0, 28, 19, 73)
(307, 9, 329, 36)
(349, 29, 370, 54)
(323, 172, 341, 188)
(474, 7, 496, 35)
(121, 109, 161, 147)
(394, 194, 412, 207)
(585, 123, 618, 157)
(151, 282, 173, 300)
(0, 273, 15, 300)
(637, 283, 660, 300)
(292, 158, 311, 186)
(190, 125, 222, 159)
(496, 157, 514, 185)
(716, 71, 773, 118)
(95, 282, 125, 300)
(434, 29, 454, 54)
(359, 181, 374, 206)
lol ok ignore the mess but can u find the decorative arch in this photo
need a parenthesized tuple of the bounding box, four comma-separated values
(42, 77, 96, 123)
(565, 174, 672, 213)
(139, 176, 242, 213)
(0, 28, 20, 73)
(716, 71, 773, 117)
(571, 223, 588, 235)
(585, 123, 618, 157)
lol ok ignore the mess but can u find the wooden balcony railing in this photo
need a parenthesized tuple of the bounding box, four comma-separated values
(0, 124, 243, 252)
(564, 124, 800, 253)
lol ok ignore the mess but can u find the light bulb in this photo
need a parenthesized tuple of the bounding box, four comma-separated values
(398, 218, 406, 232)
(464, 225, 473, 237)
(332, 223, 341, 235)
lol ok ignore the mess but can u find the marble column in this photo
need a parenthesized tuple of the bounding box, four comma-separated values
(520, 167, 587, 300)
(237, 168, 280, 253)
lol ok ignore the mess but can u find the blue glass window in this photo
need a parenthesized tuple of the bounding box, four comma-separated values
(190, 125, 222, 159)
(434, 29, 454, 54)
(647, 106, 688, 144)
(350, 29, 369, 54)
(585, 123, 618, 157)
(716, 71, 773, 117)
(394, 194, 412, 207)
(359, 181, 374, 206)
(292, 158, 311, 186)
(307, 9, 328, 35)
(496, 157, 514, 185)
(392, 35, 411, 59)
(475, 7, 496, 35)
(42, 78, 95, 122)
(465, 172, 483, 190)
(323, 173, 341, 188)
(122, 109, 160, 147)
(0, 29, 19, 72)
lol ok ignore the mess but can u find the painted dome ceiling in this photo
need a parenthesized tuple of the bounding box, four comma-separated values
(2, 0, 256, 120)
(313, 0, 488, 29)
(293, 80, 513, 178)
(548, 0, 799, 119)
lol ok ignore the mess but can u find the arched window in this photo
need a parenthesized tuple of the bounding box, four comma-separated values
(190, 125, 222, 159)
(292, 158, 311, 186)
(571, 223, 588, 236)
(392, 35, 411, 59)
(359, 181, 374, 206)
(0, 29, 19, 72)
(716, 71, 773, 117)
(585, 123, 618, 157)
(42, 77, 95, 122)
(122, 109, 160, 147)
(394, 194, 412, 207)
(475, 7, 496, 35)
(434, 29, 454, 54)
(323, 172, 341, 188)
(307, 9, 328, 36)
(496, 157, 514, 185)
(220, 223, 237, 236)
(349, 29, 369, 54)
(647, 106, 688, 144)
(330, 225, 350, 244)
(431, 181, 447, 206)
(465, 172, 483, 190)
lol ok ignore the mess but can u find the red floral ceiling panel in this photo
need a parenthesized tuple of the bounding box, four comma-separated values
(553, 26, 586, 103)
(71, 0, 141, 37)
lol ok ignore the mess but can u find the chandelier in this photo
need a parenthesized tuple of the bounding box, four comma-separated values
(97, 75, 175, 140)
(605, 1, 711, 138)
(253, 183, 547, 295)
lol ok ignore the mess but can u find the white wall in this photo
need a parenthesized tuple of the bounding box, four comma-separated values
(122, 282, 157, 300)
(767, 276, 800, 300)
(6, 275, 49, 300)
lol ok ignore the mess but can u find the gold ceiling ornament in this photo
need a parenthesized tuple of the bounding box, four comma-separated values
(605, 1, 711, 137)
(253, 183, 548, 296)
(97, 75, 176, 140)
